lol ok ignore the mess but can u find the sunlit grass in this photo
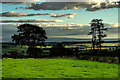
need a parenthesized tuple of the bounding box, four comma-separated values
(102, 43, 119, 46)
(2, 58, 118, 78)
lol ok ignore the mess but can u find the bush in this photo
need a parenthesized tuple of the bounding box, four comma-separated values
(50, 43, 65, 57)
(27, 47, 42, 58)
(50, 43, 73, 57)
(2, 51, 27, 58)
(2, 53, 9, 58)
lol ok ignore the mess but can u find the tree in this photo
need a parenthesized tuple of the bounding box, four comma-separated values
(50, 43, 65, 57)
(11, 23, 47, 57)
(88, 19, 107, 50)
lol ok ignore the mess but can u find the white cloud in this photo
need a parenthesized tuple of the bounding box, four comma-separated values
(36, 23, 87, 27)
(105, 23, 119, 27)
(50, 13, 77, 18)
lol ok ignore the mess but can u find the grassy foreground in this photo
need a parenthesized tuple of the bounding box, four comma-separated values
(2, 58, 118, 78)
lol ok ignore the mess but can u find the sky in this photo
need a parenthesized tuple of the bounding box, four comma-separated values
(0, 0, 119, 42)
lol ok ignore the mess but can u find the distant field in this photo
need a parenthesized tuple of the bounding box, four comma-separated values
(2, 42, 119, 54)
(2, 58, 118, 78)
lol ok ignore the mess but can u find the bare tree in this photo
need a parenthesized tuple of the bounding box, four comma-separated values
(88, 19, 107, 50)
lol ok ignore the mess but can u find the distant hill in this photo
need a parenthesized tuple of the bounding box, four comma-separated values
(1, 40, 120, 46)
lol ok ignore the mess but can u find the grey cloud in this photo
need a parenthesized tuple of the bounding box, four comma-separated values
(0, 11, 50, 17)
(1, 0, 41, 4)
(1, 19, 64, 23)
(1, 11, 28, 17)
(1, 2, 31, 4)
(1, 24, 88, 42)
(2, 23, 118, 42)
(1, 11, 77, 18)
(86, 2, 120, 11)
(40, 24, 90, 36)
(26, 2, 91, 10)
(25, 2, 120, 11)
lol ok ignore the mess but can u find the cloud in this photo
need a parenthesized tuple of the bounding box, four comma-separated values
(1, 2, 31, 4)
(1, 23, 90, 42)
(0, 11, 50, 17)
(1, 0, 41, 4)
(25, 2, 91, 10)
(25, 1, 120, 11)
(86, 2, 120, 11)
(1, 19, 64, 23)
(34, 23, 118, 36)
(1, 23, 118, 42)
(1, 0, 120, 11)
(105, 23, 119, 28)
(36, 23, 86, 27)
(1, 11, 77, 18)
(50, 13, 77, 18)
(1, 11, 28, 17)
(9, 22, 118, 28)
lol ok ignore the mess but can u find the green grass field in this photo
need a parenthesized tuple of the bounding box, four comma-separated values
(2, 58, 118, 78)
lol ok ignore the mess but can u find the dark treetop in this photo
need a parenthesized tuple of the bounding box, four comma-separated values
(11, 23, 47, 47)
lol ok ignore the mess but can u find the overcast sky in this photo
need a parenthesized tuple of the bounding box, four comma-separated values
(0, 0, 119, 42)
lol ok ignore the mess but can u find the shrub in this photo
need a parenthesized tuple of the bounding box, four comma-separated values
(50, 43, 66, 57)
(27, 47, 42, 58)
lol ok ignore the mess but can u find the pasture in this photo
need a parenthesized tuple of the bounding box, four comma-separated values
(2, 58, 118, 78)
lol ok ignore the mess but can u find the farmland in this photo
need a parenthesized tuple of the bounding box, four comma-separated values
(2, 42, 119, 54)
(2, 58, 118, 78)
(2, 42, 119, 78)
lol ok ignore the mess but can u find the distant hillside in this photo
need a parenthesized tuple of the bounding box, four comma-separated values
(1, 40, 120, 46)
